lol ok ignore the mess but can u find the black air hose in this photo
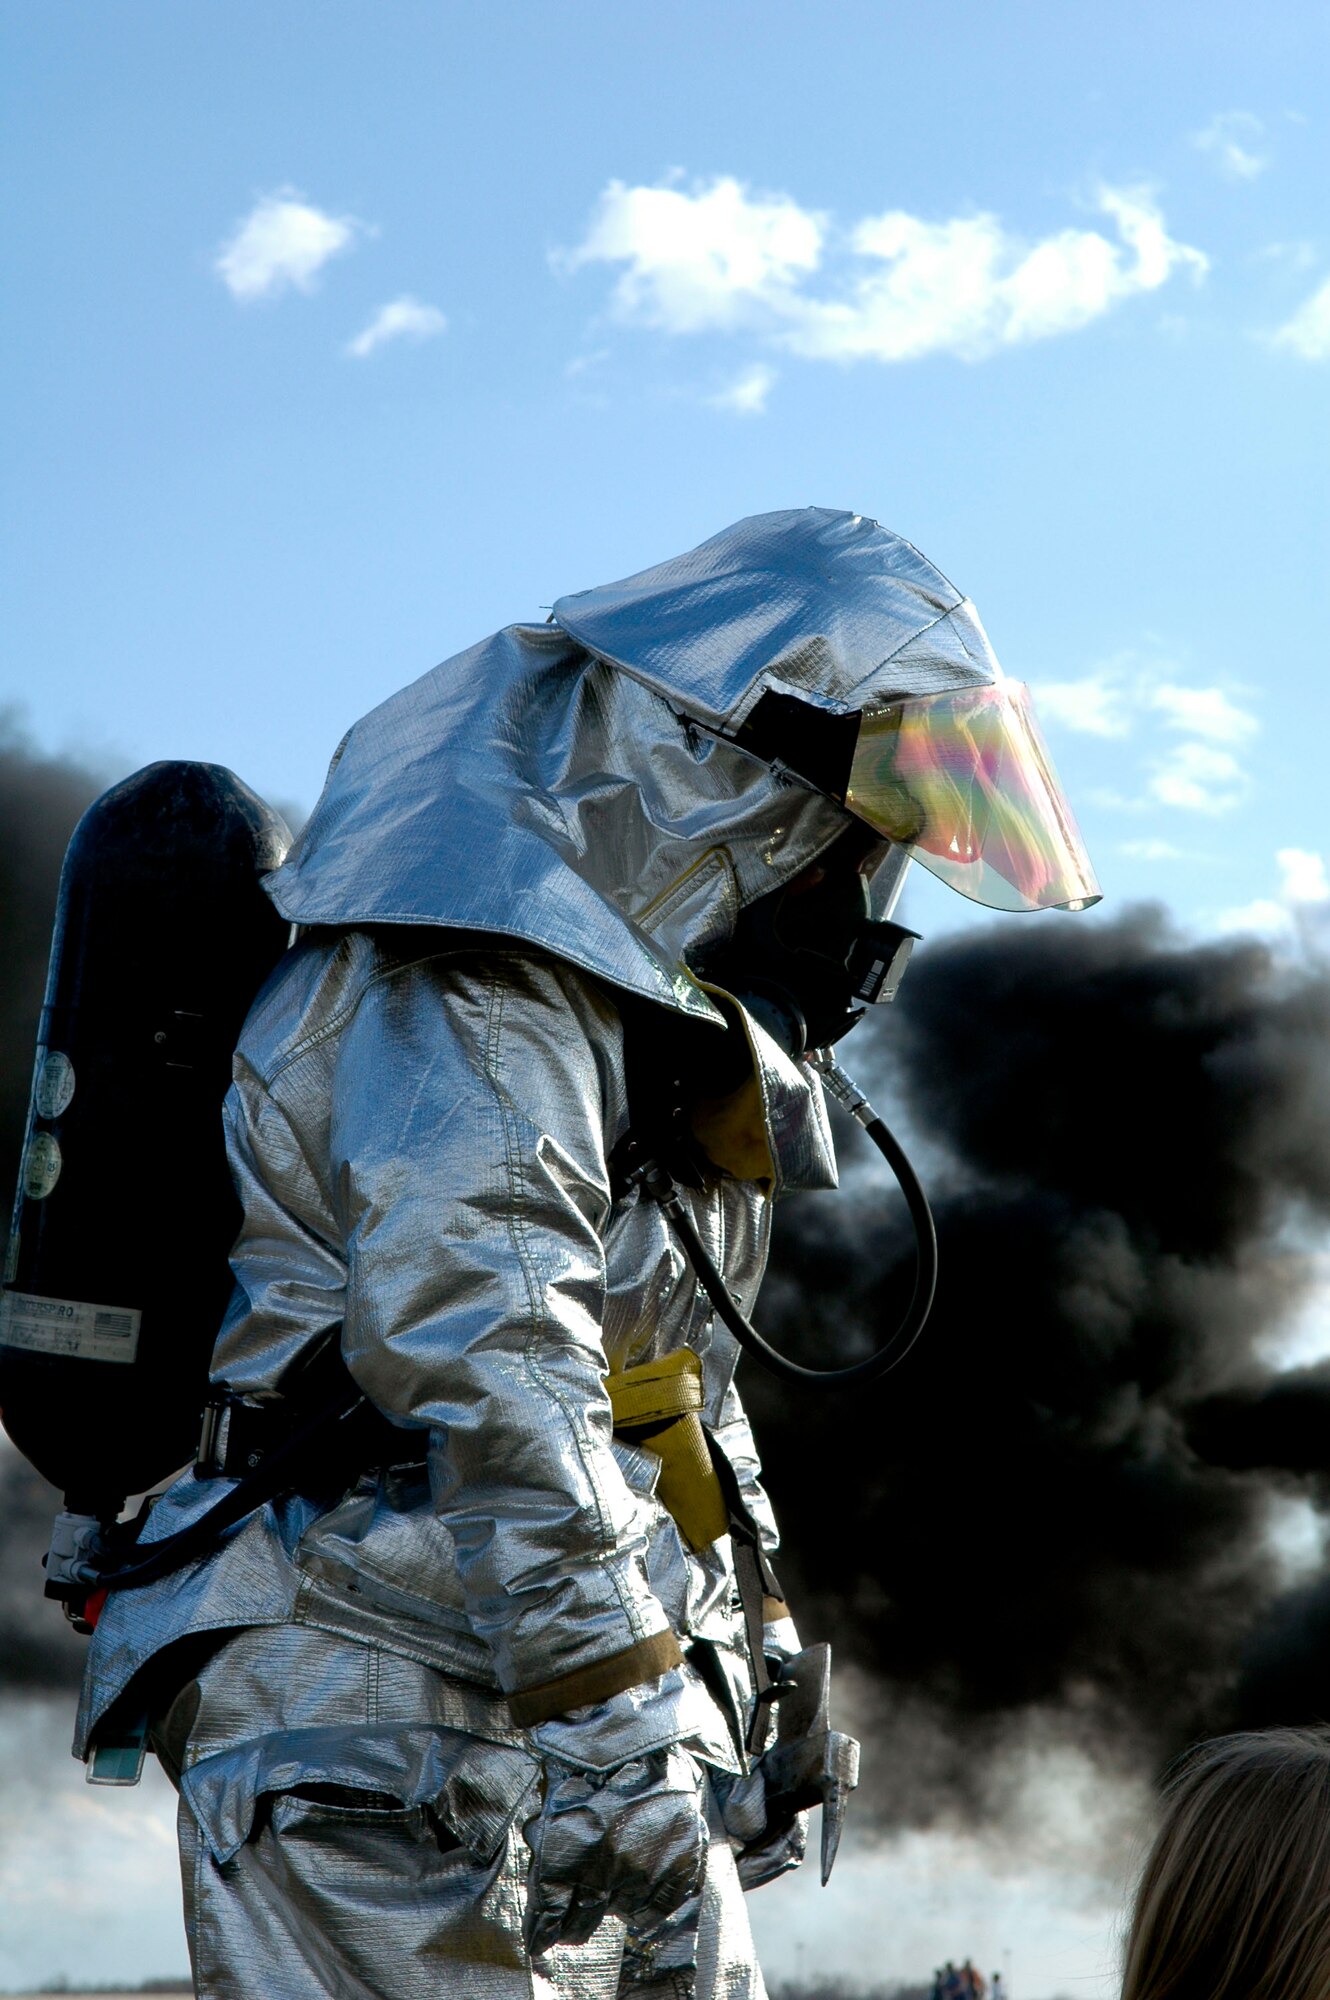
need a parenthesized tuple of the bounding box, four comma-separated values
(644, 1052, 937, 1388)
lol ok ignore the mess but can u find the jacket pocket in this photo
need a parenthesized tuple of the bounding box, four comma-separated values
(182, 1722, 540, 1867)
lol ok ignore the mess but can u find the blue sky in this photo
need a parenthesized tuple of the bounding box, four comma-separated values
(2, 3, 1329, 1990)
(4, 1, 1329, 948)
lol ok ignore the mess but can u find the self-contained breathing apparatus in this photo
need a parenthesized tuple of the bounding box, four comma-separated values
(0, 758, 938, 1635)
(1, 765, 292, 1610)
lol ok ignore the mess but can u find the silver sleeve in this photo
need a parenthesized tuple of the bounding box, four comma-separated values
(320, 949, 672, 1699)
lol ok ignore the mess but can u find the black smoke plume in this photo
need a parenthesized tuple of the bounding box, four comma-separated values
(4, 726, 1330, 1808)
(753, 905, 1330, 1826)
(0, 716, 103, 1227)
(0, 716, 104, 1691)
(0, 1446, 93, 1691)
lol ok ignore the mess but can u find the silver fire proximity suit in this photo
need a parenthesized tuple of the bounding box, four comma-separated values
(75, 509, 1054, 1999)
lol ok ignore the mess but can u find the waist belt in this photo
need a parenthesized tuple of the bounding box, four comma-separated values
(196, 1390, 427, 1483)
(198, 1349, 779, 1749)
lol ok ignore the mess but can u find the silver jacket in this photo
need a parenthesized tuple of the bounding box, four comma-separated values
(78, 506, 1000, 1753)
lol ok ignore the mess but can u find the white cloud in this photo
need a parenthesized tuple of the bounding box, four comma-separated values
(560, 176, 1208, 365)
(346, 296, 447, 358)
(216, 189, 359, 301)
(1273, 275, 1330, 359)
(789, 186, 1208, 362)
(1033, 665, 1257, 755)
(1119, 837, 1187, 861)
(1033, 669, 1132, 737)
(1278, 846, 1330, 904)
(557, 176, 823, 333)
(1035, 658, 1259, 817)
(1149, 739, 1249, 813)
(1148, 682, 1258, 744)
(1217, 896, 1296, 937)
(1192, 111, 1269, 180)
(1217, 852, 1328, 939)
(706, 362, 778, 414)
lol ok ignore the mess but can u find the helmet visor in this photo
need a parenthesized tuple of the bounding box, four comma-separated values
(844, 679, 1101, 912)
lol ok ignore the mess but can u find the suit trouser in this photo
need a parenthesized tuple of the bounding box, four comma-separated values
(151, 1624, 767, 2000)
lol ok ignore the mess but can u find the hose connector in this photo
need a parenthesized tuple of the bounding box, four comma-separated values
(805, 1049, 876, 1127)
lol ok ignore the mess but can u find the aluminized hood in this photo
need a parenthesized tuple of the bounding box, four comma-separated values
(552, 506, 999, 729)
(267, 508, 1001, 1017)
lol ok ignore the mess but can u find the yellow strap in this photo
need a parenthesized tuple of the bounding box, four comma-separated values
(689, 980, 775, 1190)
(607, 1347, 729, 1553)
(689, 1077, 774, 1188)
(606, 1346, 704, 1428)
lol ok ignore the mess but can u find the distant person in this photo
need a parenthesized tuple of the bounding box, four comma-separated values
(990, 1974, 1007, 1999)
(1122, 1727, 1330, 2000)
(962, 1960, 987, 1997)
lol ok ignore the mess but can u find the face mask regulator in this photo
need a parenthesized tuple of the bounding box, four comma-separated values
(700, 827, 918, 1059)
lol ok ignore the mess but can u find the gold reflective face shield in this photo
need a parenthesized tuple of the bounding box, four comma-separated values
(843, 679, 1101, 913)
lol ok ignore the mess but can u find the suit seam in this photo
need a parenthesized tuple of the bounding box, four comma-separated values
(481, 970, 646, 1650)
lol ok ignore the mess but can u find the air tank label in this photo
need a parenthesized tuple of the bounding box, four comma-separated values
(0, 1290, 141, 1364)
(35, 1052, 75, 1120)
(22, 1134, 62, 1200)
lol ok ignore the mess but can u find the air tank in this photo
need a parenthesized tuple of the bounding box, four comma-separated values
(0, 762, 292, 1520)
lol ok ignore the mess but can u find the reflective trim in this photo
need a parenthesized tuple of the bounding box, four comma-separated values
(508, 1630, 683, 1727)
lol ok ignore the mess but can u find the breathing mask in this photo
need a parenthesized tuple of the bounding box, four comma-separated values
(698, 825, 917, 1064)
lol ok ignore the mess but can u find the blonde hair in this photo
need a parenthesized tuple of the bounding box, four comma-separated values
(1122, 1728, 1330, 2000)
